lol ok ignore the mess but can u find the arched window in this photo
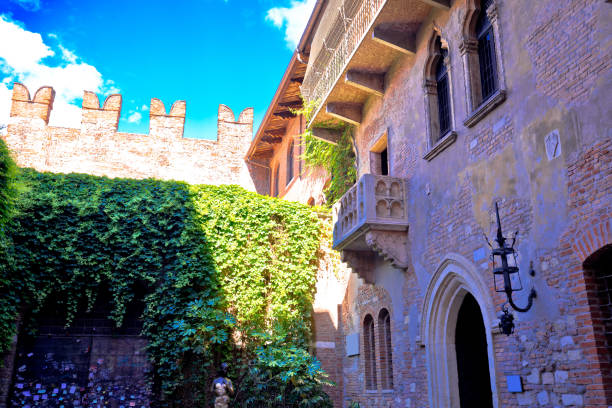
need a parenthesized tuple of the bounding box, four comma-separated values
(460, 0, 506, 127)
(378, 309, 393, 389)
(435, 39, 451, 139)
(423, 34, 457, 161)
(273, 164, 280, 197)
(286, 139, 294, 185)
(363, 314, 377, 390)
(476, 0, 497, 101)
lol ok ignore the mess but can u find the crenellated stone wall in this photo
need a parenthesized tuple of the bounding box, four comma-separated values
(3, 83, 256, 188)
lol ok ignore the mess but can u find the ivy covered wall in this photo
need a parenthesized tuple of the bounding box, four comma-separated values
(0, 167, 332, 406)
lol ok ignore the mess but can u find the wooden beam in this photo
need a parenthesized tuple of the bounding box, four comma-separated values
(418, 0, 450, 9)
(273, 110, 296, 119)
(345, 70, 385, 96)
(311, 128, 341, 145)
(372, 25, 417, 55)
(265, 128, 286, 137)
(278, 100, 303, 109)
(262, 135, 283, 144)
(326, 103, 362, 126)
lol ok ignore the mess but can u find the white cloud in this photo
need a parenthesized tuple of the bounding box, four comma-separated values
(0, 15, 118, 128)
(127, 111, 142, 123)
(9, 0, 41, 12)
(141, 104, 148, 111)
(266, 0, 316, 49)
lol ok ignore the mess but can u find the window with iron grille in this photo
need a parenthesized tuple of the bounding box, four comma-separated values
(436, 43, 451, 138)
(476, 0, 498, 102)
(363, 314, 377, 390)
(378, 309, 393, 389)
(286, 140, 294, 185)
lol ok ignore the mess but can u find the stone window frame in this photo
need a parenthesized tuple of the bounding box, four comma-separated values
(377, 308, 394, 390)
(460, 0, 507, 128)
(423, 31, 458, 161)
(369, 131, 389, 176)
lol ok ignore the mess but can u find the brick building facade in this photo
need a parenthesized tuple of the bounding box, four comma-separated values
(2, 0, 611, 407)
(268, 0, 611, 406)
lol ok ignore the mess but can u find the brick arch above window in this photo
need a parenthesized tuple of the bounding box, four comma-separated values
(356, 285, 394, 393)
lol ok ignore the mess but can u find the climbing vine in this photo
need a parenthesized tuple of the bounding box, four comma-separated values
(0, 169, 332, 406)
(0, 138, 17, 229)
(297, 100, 357, 205)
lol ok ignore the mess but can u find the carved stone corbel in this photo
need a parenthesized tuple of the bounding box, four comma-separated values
(364, 230, 410, 269)
(341, 250, 376, 284)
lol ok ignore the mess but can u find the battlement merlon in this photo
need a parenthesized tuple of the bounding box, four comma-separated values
(149, 98, 186, 139)
(217, 105, 254, 145)
(10, 83, 55, 124)
(81, 91, 122, 135)
(8, 83, 253, 143)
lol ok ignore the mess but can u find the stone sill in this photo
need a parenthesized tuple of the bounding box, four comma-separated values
(423, 131, 458, 161)
(463, 89, 507, 128)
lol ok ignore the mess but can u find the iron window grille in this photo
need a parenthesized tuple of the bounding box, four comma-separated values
(435, 44, 451, 138)
(476, 0, 498, 102)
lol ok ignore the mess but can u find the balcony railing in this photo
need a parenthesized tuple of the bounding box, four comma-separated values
(332, 174, 408, 250)
(301, 0, 388, 110)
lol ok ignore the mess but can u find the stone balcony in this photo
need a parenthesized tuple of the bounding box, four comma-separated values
(332, 174, 409, 281)
(302, 0, 450, 133)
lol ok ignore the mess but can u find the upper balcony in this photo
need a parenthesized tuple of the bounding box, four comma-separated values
(332, 174, 409, 277)
(302, 0, 450, 129)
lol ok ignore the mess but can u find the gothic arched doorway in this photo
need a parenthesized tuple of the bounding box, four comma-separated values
(455, 293, 494, 408)
(421, 253, 499, 408)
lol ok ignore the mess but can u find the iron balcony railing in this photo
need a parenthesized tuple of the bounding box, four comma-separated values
(332, 173, 408, 250)
(301, 0, 388, 111)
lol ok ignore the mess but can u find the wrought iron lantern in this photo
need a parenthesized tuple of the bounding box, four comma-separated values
(487, 202, 536, 335)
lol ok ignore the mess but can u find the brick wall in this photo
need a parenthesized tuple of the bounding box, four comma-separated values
(2, 83, 256, 189)
(319, 0, 612, 406)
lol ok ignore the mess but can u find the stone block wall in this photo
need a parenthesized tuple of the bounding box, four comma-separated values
(3, 83, 256, 189)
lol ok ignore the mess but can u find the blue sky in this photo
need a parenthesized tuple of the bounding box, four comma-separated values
(0, 0, 315, 139)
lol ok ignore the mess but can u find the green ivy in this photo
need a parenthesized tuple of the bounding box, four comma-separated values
(0, 169, 332, 406)
(0, 138, 17, 229)
(296, 99, 357, 205)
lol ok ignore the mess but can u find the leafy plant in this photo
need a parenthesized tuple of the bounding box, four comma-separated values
(296, 99, 357, 205)
(0, 169, 332, 406)
(0, 138, 17, 229)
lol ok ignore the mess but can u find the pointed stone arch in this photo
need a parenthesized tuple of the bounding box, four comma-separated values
(420, 253, 499, 408)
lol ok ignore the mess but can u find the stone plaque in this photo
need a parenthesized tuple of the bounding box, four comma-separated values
(506, 375, 523, 393)
(544, 129, 561, 161)
(346, 333, 360, 356)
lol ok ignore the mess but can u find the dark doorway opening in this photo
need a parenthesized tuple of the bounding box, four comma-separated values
(455, 293, 493, 408)
(380, 148, 388, 176)
(584, 244, 612, 404)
